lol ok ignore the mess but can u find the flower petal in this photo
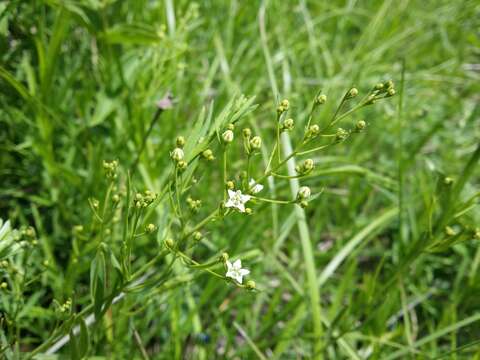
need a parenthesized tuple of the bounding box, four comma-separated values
(233, 259, 242, 269)
(235, 274, 243, 284)
(237, 203, 246, 213)
(239, 269, 250, 276)
(226, 260, 233, 271)
(227, 189, 236, 198)
(240, 194, 251, 203)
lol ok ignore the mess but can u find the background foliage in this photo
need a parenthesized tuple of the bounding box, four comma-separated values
(1, 0, 480, 358)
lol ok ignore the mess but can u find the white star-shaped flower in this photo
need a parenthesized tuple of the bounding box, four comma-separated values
(249, 179, 264, 194)
(225, 189, 251, 213)
(225, 259, 250, 284)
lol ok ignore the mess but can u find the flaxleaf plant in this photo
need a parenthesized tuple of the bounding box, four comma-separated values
(1, 0, 479, 359)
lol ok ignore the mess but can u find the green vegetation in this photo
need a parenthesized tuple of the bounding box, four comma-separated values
(1, 0, 479, 358)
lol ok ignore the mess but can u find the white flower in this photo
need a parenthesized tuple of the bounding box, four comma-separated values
(225, 259, 250, 284)
(249, 179, 263, 194)
(225, 189, 251, 213)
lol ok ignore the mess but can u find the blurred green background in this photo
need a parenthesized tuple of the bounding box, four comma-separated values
(1, 0, 480, 358)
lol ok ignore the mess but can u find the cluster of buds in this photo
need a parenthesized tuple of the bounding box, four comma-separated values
(145, 223, 157, 234)
(304, 124, 320, 140)
(59, 299, 72, 313)
(103, 160, 119, 180)
(242, 128, 262, 154)
(277, 99, 290, 115)
(295, 159, 315, 175)
(134, 190, 157, 209)
(365, 80, 396, 105)
(187, 197, 202, 212)
(296, 186, 311, 208)
(202, 149, 215, 161)
(171, 136, 188, 170)
(281, 118, 294, 132)
(335, 128, 349, 142)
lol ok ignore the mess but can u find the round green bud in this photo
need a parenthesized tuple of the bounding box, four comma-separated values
(246, 280, 256, 290)
(112, 194, 120, 203)
(165, 238, 174, 248)
(222, 129, 234, 143)
(474, 228, 480, 240)
(303, 159, 314, 172)
(242, 128, 252, 138)
(171, 147, 184, 162)
(145, 223, 157, 234)
(92, 199, 99, 209)
(387, 88, 396, 97)
(356, 120, 366, 131)
(193, 231, 202, 241)
(316, 94, 327, 104)
(202, 149, 215, 161)
(374, 83, 384, 90)
(281, 99, 289, 108)
(221, 252, 229, 262)
(226, 181, 235, 190)
(308, 124, 320, 137)
(297, 186, 311, 200)
(348, 88, 358, 98)
(227, 123, 235, 131)
(282, 118, 294, 131)
(249, 136, 262, 150)
(245, 208, 253, 215)
(1, 282, 7, 289)
(176, 136, 186, 148)
(43, 260, 49, 267)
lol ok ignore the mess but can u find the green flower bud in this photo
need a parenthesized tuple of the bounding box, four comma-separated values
(303, 159, 314, 172)
(226, 181, 235, 190)
(306, 124, 320, 138)
(165, 238, 174, 248)
(347, 87, 358, 99)
(177, 160, 188, 171)
(280, 99, 289, 109)
(1, 282, 7, 289)
(282, 118, 294, 131)
(171, 147, 184, 162)
(300, 200, 309, 208)
(227, 123, 235, 131)
(221, 252, 229, 263)
(385, 80, 394, 89)
(374, 83, 384, 90)
(387, 88, 396, 97)
(249, 136, 262, 150)
(245, 208, 253, 215)
(222, 129, 234, 143)
(444, 177, 454, 185)
(193, 231, 202, 241)
(315, 94, 327, 105)
(246, 280, 256, 290)
(202, 149, 215, 161)
(145, 223, 157, 234)
(297, 186, 311, 200)
(112, 194, 120, 203)
(243, 128, 252, 138)
(335, 128, 349, 142)
(176, 136, 186, 148)
(355, 120, 366, 131)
